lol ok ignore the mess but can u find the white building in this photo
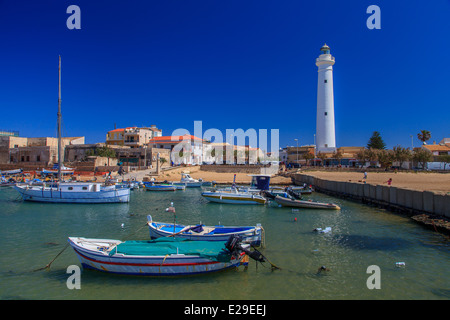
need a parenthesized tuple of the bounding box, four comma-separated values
(315, 44, 336, 153)
(147, 134, 206, 165)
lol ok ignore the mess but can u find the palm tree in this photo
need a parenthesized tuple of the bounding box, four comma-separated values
(417, 130, 431, 145)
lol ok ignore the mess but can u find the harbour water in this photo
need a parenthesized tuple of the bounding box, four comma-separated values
(0, 186, 449, 300)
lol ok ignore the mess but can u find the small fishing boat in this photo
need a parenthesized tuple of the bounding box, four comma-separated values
(68, 236, 250, 277)
(147, 215, 264, 246)
(174, 173, 204, 187)
(201, 189, 266, 205)
(274, 195, 340, 210)
(144, 183, 177, 191)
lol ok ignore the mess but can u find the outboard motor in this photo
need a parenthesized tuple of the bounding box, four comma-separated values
(225, 235, 265, 263)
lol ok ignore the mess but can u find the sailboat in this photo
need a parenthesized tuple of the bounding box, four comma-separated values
(13, 57, 130, 203)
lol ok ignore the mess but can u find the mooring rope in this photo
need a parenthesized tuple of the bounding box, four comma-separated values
(33, 243, 69, 272)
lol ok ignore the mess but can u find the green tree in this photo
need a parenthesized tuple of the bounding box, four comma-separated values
(356, 149, 368, 166)
(97, 146, 117, 158)
(417, 130, 431, 145)
(367, 131, 386, 150)
(377, 149, 394, 169)
(412, 148, 432, 170)
(302, 152, 314, 166)
(392, 145, 412, 169)
(316, 152, 328, 166)
(332, 150, 343, 166)
(437, 154, 450, 170)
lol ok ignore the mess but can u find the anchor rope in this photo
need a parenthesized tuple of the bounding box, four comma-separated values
(33, 243, 69, 272)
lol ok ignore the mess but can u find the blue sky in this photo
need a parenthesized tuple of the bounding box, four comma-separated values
(0, 0, 449, 150)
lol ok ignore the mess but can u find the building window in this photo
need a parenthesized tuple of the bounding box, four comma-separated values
(324, 79, 327, 83)
(36, 156, 40, 162)
(324, 112, 328, 116)
(21, 156, 24, 162)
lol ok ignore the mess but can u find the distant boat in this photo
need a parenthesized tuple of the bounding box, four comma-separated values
(173, 173, 204, 187)
(0, 169, 23, 176)
(144, 183, 177, 191)
(68, 236, 250, 277)
(41, 164, 74, 176)
(274, 195, 340, 210)
(13, 56, 130, 204)
(201, 189, 266, 205)
(147, 215, 264, 246)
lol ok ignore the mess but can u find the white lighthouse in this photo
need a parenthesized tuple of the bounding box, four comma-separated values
(315, 43, 336, 153)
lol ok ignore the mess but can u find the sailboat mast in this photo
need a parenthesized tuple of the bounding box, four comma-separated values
(57, 56, 62, 184)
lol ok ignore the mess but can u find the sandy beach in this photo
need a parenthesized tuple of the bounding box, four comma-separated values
(298, 170, 450, 193)
(100, 167, 449, 193)
(155, 168, 292, 185)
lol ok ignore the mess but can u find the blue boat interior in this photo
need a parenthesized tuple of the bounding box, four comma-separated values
(154, 223, 253, 235)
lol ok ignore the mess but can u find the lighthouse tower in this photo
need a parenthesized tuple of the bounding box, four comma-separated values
(315, 44, 336, 153)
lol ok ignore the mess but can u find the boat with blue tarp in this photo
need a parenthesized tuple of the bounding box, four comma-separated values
(147, 215, 263, 246)
(68, 236, 251, 276)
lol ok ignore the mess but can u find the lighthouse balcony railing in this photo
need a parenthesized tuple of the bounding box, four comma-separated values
(316, 56, 335, 63)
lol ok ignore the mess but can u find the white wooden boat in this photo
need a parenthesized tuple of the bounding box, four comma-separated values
(13, 57, 130, 204)
(274, 195, 340, 210)
(68, 236, 250, 277)
(147, 215, 263, 246)
(201, 189, 266, 205)
(14, 182, 130, 203)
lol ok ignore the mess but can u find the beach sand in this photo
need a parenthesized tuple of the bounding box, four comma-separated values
(157, 170, 292, 185)
(297, 170, 450, 193)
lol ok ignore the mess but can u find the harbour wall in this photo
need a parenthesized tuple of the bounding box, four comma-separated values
(291, 173, 450, 219)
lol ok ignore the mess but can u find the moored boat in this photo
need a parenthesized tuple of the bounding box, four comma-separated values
(274, 195, 340, 210)
(14, 182, 130, 203)
(144, 183, 177, 191)
(201, 189, 266, 205)
(12, 57, 130, 204)
(68, 236, 250, 277)
(173, 173, 204, 187)
(147, 215, 264, 246)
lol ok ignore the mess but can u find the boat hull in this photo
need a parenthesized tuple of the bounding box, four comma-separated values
(174, 182, 203, 188)
(68, 237, 246, 277)
(13, 185, 130, 203)
(201, 192, 266, 204)
(274, 195, 340, 210)
(145, 185, 177, 191)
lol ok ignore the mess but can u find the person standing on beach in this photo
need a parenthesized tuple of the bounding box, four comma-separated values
(363, 172, 367, 180)
(385, 178, 392, 186)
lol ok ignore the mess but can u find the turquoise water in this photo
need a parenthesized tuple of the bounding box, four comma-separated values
(0, 187, 449, 300)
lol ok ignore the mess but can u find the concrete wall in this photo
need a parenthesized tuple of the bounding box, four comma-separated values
(292, 173, 450, 218)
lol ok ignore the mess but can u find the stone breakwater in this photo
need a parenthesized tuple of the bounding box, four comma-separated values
(292, 173, 450, 235)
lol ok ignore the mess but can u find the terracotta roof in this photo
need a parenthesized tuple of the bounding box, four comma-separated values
(148, 134, 203, 144)
(423, 144, 450, 152)
(108, 128, 125, 133)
